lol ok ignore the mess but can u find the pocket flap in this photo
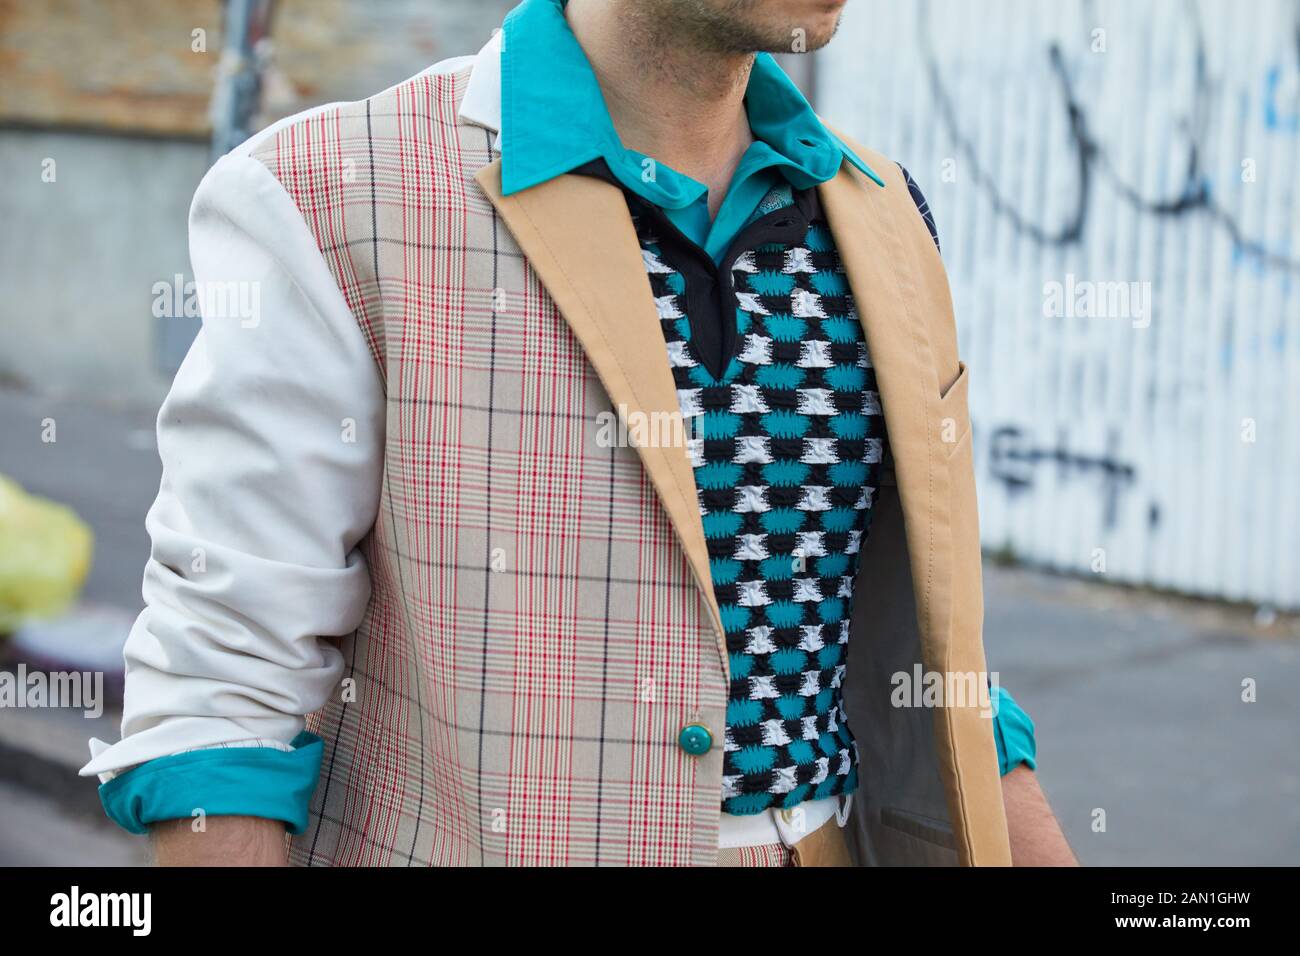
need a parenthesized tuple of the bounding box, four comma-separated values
(936, 360, 971, 453)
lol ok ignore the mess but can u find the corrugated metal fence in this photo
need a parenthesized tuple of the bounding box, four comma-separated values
(819, 0, 1300, 608)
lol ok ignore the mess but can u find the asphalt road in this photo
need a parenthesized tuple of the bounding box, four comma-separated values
(2, 386, 1297, 866)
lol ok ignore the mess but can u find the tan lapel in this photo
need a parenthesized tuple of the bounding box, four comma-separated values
(823, 146, 1014, 866)
(475, 160, 727, 672)
(817, 159, 955, 681)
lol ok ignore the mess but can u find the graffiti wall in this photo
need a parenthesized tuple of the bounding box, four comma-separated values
(819, 0, 1300, 608)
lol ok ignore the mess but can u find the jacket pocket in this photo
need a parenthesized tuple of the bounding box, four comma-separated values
(936, 360, 971, 458)
(880, 807, 958, 850)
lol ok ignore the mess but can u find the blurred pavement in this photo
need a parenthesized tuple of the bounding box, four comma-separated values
(1, 385, 1297, 866)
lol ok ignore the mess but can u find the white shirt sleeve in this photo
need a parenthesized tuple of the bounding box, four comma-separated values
(80, 148, 385, 778)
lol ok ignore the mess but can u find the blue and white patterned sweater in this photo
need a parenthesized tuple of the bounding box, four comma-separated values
(631, 183, 887, 815)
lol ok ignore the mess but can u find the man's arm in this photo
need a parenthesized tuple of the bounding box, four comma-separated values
(1003, 765, 1078, 866)
(80, 147, 385, 863)
(153, 816, 288, 867)
(991, 685, 1074, 864)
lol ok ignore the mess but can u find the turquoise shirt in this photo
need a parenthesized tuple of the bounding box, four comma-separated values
(99, 0, 1035, 836)
(500, 0, 884, 263)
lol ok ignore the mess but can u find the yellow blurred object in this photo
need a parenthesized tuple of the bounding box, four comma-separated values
(0, 475, 94, 634)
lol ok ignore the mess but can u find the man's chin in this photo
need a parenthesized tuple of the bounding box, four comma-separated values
(770, 22, 839, 54)
(774, 8, 843, 54)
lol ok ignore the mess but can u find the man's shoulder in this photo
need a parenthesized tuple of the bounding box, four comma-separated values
(234, 54, 480, 172)
(818, 119, 940, 252)
(817, 121, 895, 184)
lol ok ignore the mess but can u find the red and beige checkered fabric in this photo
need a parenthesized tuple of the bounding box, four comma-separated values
(716, 843, 792, 867)
(251, 67, 729, 866)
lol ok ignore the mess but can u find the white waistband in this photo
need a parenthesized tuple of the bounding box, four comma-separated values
(717, 793, 852, 849)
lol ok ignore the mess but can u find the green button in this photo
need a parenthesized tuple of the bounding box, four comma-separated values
(678, 724, 713, 756)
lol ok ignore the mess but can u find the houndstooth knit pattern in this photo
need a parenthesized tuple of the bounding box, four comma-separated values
(632, 192, 887, 815)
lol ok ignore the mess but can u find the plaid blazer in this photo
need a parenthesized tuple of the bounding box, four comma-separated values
(248, 52, 1010, 866)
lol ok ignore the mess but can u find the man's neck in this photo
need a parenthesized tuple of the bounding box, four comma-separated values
(565, 0, 755, 218)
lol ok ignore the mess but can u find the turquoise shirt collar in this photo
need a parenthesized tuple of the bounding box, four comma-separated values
(498, 0, 885, 207)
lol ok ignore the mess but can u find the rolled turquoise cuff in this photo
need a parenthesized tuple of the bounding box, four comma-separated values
(98, 731, 323, 835)
(990, 686, 1037, 776)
